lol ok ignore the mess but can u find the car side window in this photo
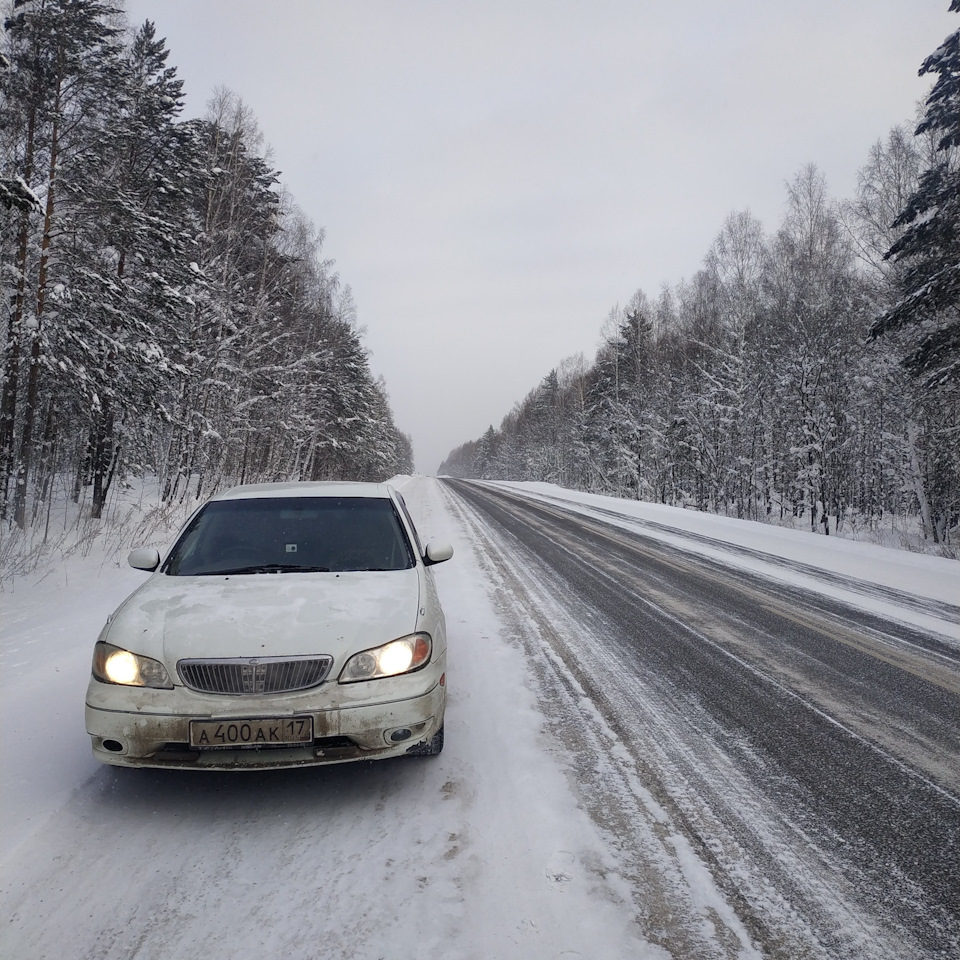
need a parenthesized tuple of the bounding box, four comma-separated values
(162, 507, 211, 575)
(394, 495, 423, 556)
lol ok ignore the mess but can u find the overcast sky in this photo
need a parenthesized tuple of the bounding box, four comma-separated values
(125, 0, 954, 473)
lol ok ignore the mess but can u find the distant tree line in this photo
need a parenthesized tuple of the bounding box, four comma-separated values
(441, 4, 960, 546)
(1, 0, 412, 528)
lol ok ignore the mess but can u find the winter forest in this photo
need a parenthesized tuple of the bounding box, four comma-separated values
(3, 3, 959, 554)
(1, 0, 413, 534)
(441, 3, 960, 550)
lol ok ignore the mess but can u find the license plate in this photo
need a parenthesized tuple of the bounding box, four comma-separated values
(189, 716, 314, 749)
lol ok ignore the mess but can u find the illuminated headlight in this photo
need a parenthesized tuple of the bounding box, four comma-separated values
(92, 641, 173, 689)
(339, 633, 432, 683)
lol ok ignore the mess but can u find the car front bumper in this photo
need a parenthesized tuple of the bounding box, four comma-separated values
(85, 661, 445, 770)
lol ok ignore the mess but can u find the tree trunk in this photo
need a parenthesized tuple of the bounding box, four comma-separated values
(13, 79, 61, 527)
(907, 421, 938, 544)
(90, 406, 118, 519)
(0, 91, 39, 517)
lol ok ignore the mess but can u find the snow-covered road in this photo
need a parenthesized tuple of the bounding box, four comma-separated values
(442, 479, 959, 958)
(2, 477, 957, 960)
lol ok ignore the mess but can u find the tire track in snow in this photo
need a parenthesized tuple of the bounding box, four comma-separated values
(439, 481, 775, 960)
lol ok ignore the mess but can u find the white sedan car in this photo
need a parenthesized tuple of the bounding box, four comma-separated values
(85, 482, 452, 770)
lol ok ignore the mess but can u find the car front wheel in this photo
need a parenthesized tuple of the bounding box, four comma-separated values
(407, 723, 444, 756)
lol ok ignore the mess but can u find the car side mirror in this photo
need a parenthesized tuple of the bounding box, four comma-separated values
(128, 547, 161, 572)
(423, 542, 453, 566)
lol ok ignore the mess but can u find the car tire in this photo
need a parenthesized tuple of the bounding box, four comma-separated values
(407, 723, 444, 757)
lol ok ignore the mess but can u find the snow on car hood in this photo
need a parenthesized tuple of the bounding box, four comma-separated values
(104, 569, 422, 666)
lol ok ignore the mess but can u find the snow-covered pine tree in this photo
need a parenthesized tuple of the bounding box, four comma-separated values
(59, 19, 208, 518)
(530, 369, 564, 484)
(580, 302, 656, 499)
(159, 90, 284, 502)
(474, 425, 497, 479)
(554, 353, 590, 490)
(870, 1, 960, 390)
(1, 0, 125, 525)
(764, 166, 870, 534)
(672, 269, 734, 513)
(868, 2, 960, 543)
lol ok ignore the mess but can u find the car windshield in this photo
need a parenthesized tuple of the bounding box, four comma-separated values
(163, 497, 416, 576)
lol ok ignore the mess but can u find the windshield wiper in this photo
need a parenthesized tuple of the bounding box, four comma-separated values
(214, 563, 331, 575)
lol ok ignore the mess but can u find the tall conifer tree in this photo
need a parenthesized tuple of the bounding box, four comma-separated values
(870, 1, 960, 391)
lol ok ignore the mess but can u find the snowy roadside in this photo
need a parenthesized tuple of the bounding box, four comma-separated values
(474, 480, 960, 645)
(1, 486, 203, 859)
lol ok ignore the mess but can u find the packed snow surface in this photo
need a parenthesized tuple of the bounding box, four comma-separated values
(1, 477, 956, 959)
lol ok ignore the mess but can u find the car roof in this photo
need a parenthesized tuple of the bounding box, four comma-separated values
(210, 481, 396, 502)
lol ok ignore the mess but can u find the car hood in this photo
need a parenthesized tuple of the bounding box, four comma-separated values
(104, 569, 422, 666)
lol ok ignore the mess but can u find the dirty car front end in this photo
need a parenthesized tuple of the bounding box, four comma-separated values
(84, 482, 452, 770)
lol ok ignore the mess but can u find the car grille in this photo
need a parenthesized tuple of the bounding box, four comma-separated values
(178, 656, 333, 695)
